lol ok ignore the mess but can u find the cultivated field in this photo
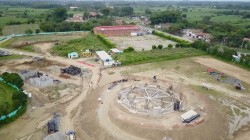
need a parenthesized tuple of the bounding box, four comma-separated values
(2, 24, 39, 36)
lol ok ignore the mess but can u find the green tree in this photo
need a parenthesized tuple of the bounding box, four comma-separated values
(150, 10, 182, 24)
(25, 29, 33, 35)
(1, 72, 24, 88)
(121, 7, 134, 16)
(145, 8, 152, 15)
(27, 18, 35, 24)
(52, 7, 67, 22)
(0, 27, 2, 35)
(84, 11, 90, 20)
(101, 8, 111, 16)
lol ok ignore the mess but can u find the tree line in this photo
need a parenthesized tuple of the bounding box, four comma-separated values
(0, 72, 27, 117)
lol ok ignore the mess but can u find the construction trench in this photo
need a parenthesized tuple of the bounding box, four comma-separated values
(0, 45, 250, 140)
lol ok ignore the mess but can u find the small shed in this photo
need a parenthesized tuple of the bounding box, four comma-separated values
(96, 51, 113, 62)
(68, 52, 78, 59)
(179, 110, 200, 123)
(110, 48, 122, 54)
(82, 50, 92, 57)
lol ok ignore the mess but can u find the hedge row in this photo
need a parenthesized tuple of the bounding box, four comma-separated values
(97, 34, 116, 48)
(153, 30, 250, 69)
(152, 30, 191, 47)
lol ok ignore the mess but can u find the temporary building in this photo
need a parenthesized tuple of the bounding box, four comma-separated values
(82, 50, 92, 57)
(96, 51, 114, 66)
(110, 48, 122, 54)
(96, 51, 113, 62)
(68, 52, 78, 59)
(179, 110, 200, 123)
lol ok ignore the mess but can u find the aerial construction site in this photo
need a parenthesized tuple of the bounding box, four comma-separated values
(0, 1, 250, 139)
(0, 36, 250, 140)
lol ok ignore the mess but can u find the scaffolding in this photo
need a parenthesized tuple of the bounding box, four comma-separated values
(117, 85, 182, 116)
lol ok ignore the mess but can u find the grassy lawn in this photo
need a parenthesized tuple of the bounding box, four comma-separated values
(0, 39, 16, 48)
(52, 33, 111, 57)
(114, 48, 206, 65)
(22, 46, 34, 52)
(0, 81, 16, 114)
(2, 24, 39, 36)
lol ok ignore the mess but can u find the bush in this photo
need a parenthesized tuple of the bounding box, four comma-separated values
(152, 45, 157, 49)
(25, 29, 33, 35)
(124, 47, 135, 53)
(6, 21, 22, 25)
(97, 34, 116, 48)
(158, 44, 163, 49)
(152, 30, 191, 45)
(35, 29, 40, 34)
(168, 44, 173, 48)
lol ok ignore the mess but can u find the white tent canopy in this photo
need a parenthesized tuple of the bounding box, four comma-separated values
(179, 109, 200, 123)
(110, 48, 122, 54)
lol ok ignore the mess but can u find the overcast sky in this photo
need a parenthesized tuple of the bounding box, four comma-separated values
(72, 0, 250, 1)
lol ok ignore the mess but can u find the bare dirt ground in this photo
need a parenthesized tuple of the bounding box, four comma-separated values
(1, 41, 250, 140)
(33, 42, 54, 57)
(193, 56, 250, 85)
(108, 35, 176, 51)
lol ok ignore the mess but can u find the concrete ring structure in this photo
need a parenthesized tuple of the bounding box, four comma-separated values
(117, 85, 182, 116)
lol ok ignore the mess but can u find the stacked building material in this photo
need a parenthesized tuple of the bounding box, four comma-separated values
(61, 65, 81, 76)
(29, 75, 53, 87)
(19, 70, 42, 80)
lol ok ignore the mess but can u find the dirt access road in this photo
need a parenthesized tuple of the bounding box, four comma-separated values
(193, 56, 250, 85)
(0, 46, 101, 139)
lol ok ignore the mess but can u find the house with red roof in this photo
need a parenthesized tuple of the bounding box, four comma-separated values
(93, 25, 140, 36)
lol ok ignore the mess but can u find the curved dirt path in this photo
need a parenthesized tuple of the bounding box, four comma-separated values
(97, 89, 145, 140)
(0, 47, 102, 139)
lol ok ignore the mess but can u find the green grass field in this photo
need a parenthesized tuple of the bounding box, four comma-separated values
(0, 81, 16, 114)
(0, 16, 27, 27)
(52, 33, 110, 57)
(114, 48, 206, 65)
(2, 24, 39, 36)
(0, 55, 23, 61)
(183, 7, 250, 25)
(0, 5, 48, 31)
(134, 6, 250, 26)
(5, 7, 48, 16)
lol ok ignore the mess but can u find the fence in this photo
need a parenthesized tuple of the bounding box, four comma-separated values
(0, 106, 22, 121)
(0, 78, 23, 121)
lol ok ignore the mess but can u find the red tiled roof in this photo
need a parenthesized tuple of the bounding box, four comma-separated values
(94, 25, 140, 31)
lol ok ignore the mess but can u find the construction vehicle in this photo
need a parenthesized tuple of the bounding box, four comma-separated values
(47, 113, 60, 134)
(66, 130, 76, 140)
